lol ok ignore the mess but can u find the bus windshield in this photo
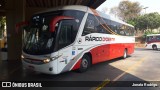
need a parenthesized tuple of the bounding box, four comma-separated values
(23, 23, 58, 55)
(23, 10, 85, 55)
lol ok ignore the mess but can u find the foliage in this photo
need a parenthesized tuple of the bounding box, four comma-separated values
(128, 12, 160, 33)
(127, 19, 137, 26)
(110, 0, 142, 21)
(109, 7, 119, 17)
(144, 30, 160, 36)
(0, 16, 6, 38)
(109, 0, 160, 37)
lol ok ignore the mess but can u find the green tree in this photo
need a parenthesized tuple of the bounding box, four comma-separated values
(0, 16, 6, 38)
(132, 12, 160, 33)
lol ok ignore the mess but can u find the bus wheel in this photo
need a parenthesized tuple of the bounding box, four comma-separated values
(78, 55, 91, 72)
(152, 45, 157, 50)
(123, 49, 127, 59)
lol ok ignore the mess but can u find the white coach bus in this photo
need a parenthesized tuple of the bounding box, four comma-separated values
(20, 5, 135, 74)
(145, 34, 160, 50)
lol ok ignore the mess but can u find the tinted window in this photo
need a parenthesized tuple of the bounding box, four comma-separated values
(54, 10, 84, 51)
(82, 14, 112, 36)
(63, 10, 84, 28)
(147, 35, 160, 42)
(157, 36, 160, 40)
(82, 13, 134, 36)
(82, 14, 97, 36)
(110, 21, 120, 34)
(58, 20, 73, 50)
(125, 26, 133, 36)
(98, 18, 111, 34)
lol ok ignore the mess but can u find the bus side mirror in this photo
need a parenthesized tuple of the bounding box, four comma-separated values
(50, 16, 74, 32)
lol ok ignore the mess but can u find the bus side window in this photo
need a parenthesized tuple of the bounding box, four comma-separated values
(82, 14, 97, 36)
(97, 17, 110, 34)
(149, 36, 152, 41)
(153, 36, 157, 40)
(157, 36, 160, 40)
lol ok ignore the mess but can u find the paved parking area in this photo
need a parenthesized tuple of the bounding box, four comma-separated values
(0, 48, 160, 90)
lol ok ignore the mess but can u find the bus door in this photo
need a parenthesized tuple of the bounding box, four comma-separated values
(56, 19, 77, 73)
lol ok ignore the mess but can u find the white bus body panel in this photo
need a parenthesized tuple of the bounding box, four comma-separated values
(22, 52, 59, 74)
(146, 34, 160, 49)
(145, 42, 160, 49)
(22, 5, 135, 74)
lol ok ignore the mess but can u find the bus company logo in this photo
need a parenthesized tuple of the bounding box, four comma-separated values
(2, 82, 11, 87)
(78, 38, 82, 44)
(85, 35, 115, 42)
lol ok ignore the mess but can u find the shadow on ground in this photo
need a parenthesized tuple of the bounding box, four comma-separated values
(0, 57, 159, 90)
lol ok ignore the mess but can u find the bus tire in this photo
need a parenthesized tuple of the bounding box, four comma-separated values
(152, 45, 157, 50)
(78, 54, 91, 72)
(123, 49, 127, 59)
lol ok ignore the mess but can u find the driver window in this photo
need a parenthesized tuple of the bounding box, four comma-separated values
(58, 20, 78, 49)
(59, 24, 72, 44)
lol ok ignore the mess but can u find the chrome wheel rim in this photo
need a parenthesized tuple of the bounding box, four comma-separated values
(82, 59, 88, 68)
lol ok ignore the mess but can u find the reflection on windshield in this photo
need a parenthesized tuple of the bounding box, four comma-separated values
(23, 10, 85, 55)
(23, 26, 56, 55)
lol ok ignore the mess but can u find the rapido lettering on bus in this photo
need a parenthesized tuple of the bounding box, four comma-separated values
(85, 35, 115, 41)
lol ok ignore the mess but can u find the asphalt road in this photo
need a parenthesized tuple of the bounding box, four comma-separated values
(0, 48, 160, 90)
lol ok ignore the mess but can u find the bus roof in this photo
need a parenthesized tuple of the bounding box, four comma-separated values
(92, 10, 134, 28)
(36, 5, 134, 28)
(36, 5, 88, 14)
(147, 34, 160, 36)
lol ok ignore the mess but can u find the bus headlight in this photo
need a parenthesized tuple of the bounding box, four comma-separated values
(21, 55, 24, 59)
(43, 54, 62, 63)
(43, 59, 50, 63)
